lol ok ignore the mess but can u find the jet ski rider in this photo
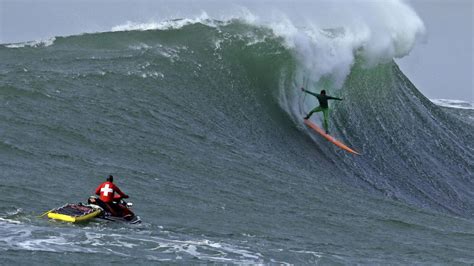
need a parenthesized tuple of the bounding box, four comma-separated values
(94, 175, 129, 217)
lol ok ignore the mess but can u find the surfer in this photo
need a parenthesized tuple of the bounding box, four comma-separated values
(301, 87, 342, 134)
(95, 175, 129, 217)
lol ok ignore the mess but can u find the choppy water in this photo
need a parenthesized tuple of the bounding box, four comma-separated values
(1, 20, 473, 264)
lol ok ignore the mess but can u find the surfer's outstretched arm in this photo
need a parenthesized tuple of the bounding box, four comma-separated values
(301, 87, 320, 97)
(327, 96, 343, 101)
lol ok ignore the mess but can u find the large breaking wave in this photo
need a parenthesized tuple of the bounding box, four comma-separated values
(2, 14, 472, 215)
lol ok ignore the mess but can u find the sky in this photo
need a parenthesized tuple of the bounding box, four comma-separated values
(396, 0, 473, 102)
(0, 0, 472, 102)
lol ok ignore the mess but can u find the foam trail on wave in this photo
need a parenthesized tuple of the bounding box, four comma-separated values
(111, 12, 217, 32)
(431, 99, 474, 110)
(3, 37, 56, 48)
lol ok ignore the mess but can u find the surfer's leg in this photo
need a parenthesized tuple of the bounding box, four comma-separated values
(305, 106, 323, 119)
(322, 108, 329, 133)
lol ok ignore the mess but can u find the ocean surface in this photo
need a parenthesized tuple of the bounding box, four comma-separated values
(1, 18, 473, 264)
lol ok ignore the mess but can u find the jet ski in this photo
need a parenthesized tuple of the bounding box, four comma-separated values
(87, 195, 141, 224)
(46, 196, 140, 224)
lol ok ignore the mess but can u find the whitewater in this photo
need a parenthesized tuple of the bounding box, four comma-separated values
(1, 1, 473, 264)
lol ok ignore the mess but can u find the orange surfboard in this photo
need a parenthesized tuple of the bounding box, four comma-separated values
(304, 119, 360, 155)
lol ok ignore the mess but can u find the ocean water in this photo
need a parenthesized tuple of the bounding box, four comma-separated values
(0, 18, 473, 264)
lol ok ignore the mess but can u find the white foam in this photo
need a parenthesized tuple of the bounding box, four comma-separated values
(253, 0, 425, 88)
(111, 12, 215, 32)
(291, 249, 323, 258)
(136, 235, 264, 263)
(129, 43, 152, 50)
(0, 221, 272, 263)
(0, 218, 21, 224)
(0, 222, 95, 253)
(431, 99, 474, 110)
(4, 37, 56, 48)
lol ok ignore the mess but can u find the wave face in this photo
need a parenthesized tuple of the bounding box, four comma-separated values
(0, 20, 473, 264)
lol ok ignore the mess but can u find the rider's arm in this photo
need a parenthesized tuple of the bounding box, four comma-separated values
(327, 96, 343, 101)
(95, 184, 101, 195)
(301, 88, 320, 97)
(114, 185, 129, 198)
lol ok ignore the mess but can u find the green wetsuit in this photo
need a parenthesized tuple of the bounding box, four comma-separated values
(303, 89, 342, 132)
